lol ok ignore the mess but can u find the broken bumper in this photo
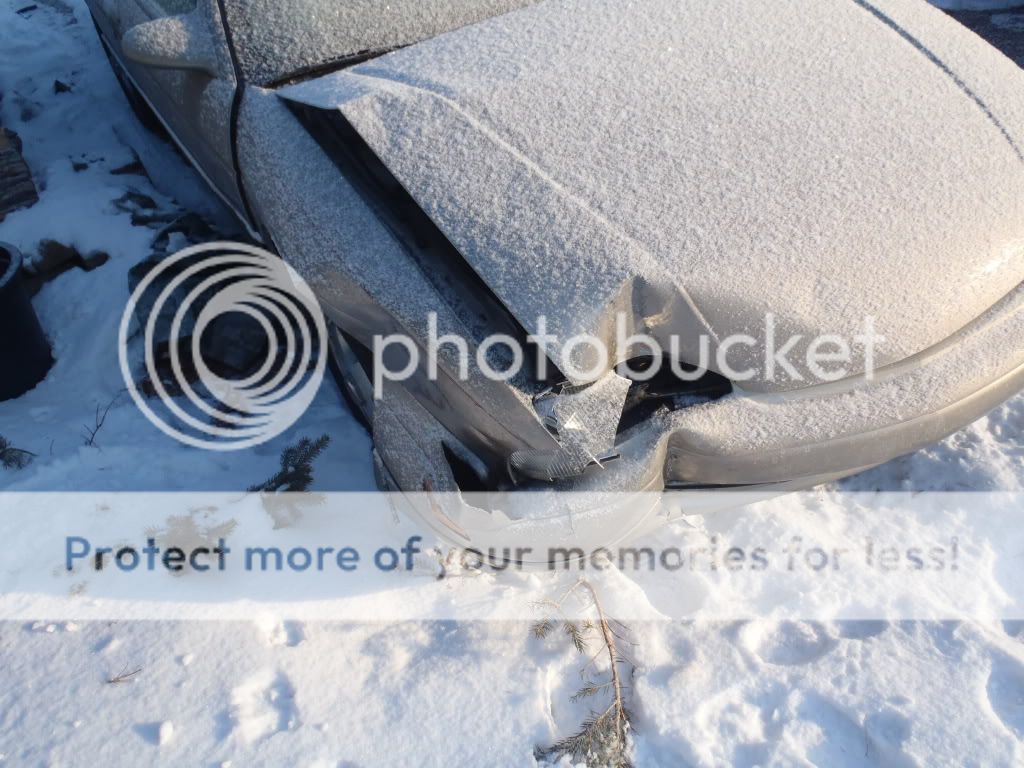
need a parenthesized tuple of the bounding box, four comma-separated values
(371, 283, 1024, 556)
(654, 281, 1024, 488)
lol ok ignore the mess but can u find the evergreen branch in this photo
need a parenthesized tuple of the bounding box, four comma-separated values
(533, 580, 635, 767)
(249, 434, 331, 493)
(531, 619, 554, 639)
(0, 436, 35, 470)
(564, 621, 588, 653)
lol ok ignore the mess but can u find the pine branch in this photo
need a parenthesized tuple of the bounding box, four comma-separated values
(539, 705, 632, 767)
(532, 619, 554, 639)
(248, 434, 331, 493)
(564, 621, 588, 653)
(0, 436, 35, 470)
(533, 580, 635, 768)
(580, 580, 629, 754)
(571, 681, 612, 702)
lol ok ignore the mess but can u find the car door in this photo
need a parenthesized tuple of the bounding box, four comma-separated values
(112, 0, 247, 221)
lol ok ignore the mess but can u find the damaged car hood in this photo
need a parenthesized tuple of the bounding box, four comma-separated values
(279, 0, 1024, 391)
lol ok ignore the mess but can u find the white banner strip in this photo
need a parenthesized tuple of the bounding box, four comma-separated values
(0, 492, 1018, 621)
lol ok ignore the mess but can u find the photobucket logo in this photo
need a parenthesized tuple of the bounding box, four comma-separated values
(118, 242, 326, 450)
(372, 313, 885, 397)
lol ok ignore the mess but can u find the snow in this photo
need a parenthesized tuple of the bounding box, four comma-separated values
(221, 0, 537, 85)
(282, 0, 1024, 390)
(0, 0, 372, 494)
(120, 9, 219, 77)
(1, 1, 1024, 766)
(670, 281, 1024, 458)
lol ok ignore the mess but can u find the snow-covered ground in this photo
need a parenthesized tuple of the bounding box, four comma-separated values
(1, 1, 1023, 766)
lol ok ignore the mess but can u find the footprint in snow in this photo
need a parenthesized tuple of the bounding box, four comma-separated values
(836, 620, 888, 641)
(255, 617, 305, 648)
(740, 621, 839, 666)
(133, 720, 174, 747)
(986, 652, 1024, 740)
(791, 692, 917, 768)
(228, 669, 300, 744)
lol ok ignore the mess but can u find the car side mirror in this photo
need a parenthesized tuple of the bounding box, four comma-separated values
(121, 11, 217, 76)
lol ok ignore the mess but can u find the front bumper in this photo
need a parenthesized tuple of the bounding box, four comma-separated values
(656, 280, 1024, 488)
(368, 282, 1024, 556)
(376, 281, 1024, 500)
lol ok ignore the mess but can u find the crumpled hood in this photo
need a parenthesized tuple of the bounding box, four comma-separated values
(280, 0, 1024, 391)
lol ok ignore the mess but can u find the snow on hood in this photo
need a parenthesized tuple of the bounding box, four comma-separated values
(280, 0, 1024, 391)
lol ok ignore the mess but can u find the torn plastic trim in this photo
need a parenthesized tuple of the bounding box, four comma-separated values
(511, 359, 734, 484)
(510, 372, 632, 482)
(508, 449, 621, 483)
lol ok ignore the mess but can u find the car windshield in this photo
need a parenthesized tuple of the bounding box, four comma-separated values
(222, 0, 537, 86)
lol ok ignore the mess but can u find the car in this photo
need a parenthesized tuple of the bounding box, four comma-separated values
(88, 0, 1024, 548)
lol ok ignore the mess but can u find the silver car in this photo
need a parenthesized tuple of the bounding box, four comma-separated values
(89, 0, 1024, 508)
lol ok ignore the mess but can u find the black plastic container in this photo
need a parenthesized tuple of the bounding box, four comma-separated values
(0, 242, 52, 400)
